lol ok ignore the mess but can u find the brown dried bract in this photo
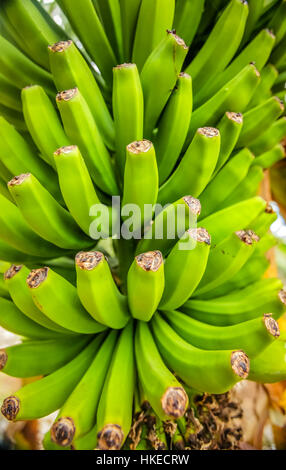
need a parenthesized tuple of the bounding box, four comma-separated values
(161, 387, 188, 419)
(198, 127, 219, 138)
(136, 251, 163, 272)
(56, 88, 78, 102)
(54, 145, 77, 156)
(226, 112, 243, 124)
(188, 227, 211, 245)
(113, 63, 135, 70)
(263, 314, 280, 338)
(167, 30, 188, 49)
(27, 267, 49, 288)
(1, 396, 20, 421)
(48, 40, 73, 52)
(97, 424, 124, 450)
(231, 350, 249, 379)
(183, 196, 201, 215)
(235, 230, 259, 245)
(8, 174, 30, 187)
(0, 350, 8, 370)
(278, 289, 286, 305)
(51, 417, 76, 447)
(127, 140, 153, 154)
(75, 251, 103, 270)
(4, 264, 22, 280)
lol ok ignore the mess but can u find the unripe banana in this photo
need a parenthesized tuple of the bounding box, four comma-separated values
(268, 0, 286, 45)
(26, 267, 107, 334)
(0, 335, 90, 378)
(132, 0, 175, 72)
(159, 228, 211, 311)
(57, 0, 116, 87)
(48, 40, 115, 151)
(241, 0, 264, 45)
(1, 335, 104, 421)
(163, 310, 279, 359)
(135, 321, 188, 421)
(220, 166, 265, 208)
(213, 111, 244, 175)
(94, 0, 123, 62)
(112, 63, 144, 178)
(151, 314, 250, 394)
(122, 140, 158, 232)
(56, 88, 119, 196)
(270, 29, 286, 69)
(119, 0, 141, 60)
(248, 332, 286, 383)
(186, 0, 249, 96)
(199, 148, 254, 219)
(173, 0, 205, 47)
(127, 251, 164, 322)
(51, 331, 118, 447)
(0, 238, 38, 264)
(140, 30, 188, 138)
(154, 73, 193, 185)
(249, 204, 278, 238)
(194, 230, 258, 298)
(252, 144, 285, 169)
(158, 127, 221, 206)
(249, 117, 286, 155)
(248, 64, 279, 108)
(72, 422, 98, 450)
(21, 85, 69, 170)
(0, 72, 21, 111)
(97, 322, 135, 450)
(75, 251, 130, 329)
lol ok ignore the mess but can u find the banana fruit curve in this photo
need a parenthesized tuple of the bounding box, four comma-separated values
(135, 321, 188, 422)
(213, 111, 244, 175)
(97, 322, 135, 450)
(50, 331, 118, 447)
(1, 335, 105, 422)
(162, 310, 280, 358)
(140, 30, 188, 139)
(159, 228, 211, 311)
(151, 313, 250, 394)
(119, 0, 142, 61)
(248, 332, 286, 383)
(112, 63, 143, 178)
(4, 264, 72, 334)
(75, 251, 130, 329)
(248, 63, 279, 108)
(249, 116, 286, 155)
(26, 266, 107, 334)
(127, 251, 165, 322)
(0, 72, 21, 111)
(219, 166, 265, 208)
(158, 127, 221, 206)
(252, 143, 285, 169)
(173, 0, 205, 47)
(0, 335, 91, 378)
(182, 279, 286, 326)
(193, 230, 258, 297)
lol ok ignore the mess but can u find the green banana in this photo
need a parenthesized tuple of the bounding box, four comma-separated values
(0, 274, 10, 299)
(0, 102, 26, 131)
(173, 0, 205, 47)
(248, 64, 279, 108)
(268, 0, 286, 45)
(0, 297, 64, 340)
(199, 196, 266, 246)
(93, 0, 123, 62)
(158, 127, 221, 206)
(136, 196, 201, 256)
(249, 116, 286, 155)
(127, 251, 164, 321)
(249, 204, 277, 237)
(186, 0, 249, 96)
(248, 333, 286, 383)
(72, 423, 98, 450)
(237, 96, 284, 147)
(193, 230, 258, 297)
(151, 313, 250, 394)
(119, 0, 141, 60)
(241, 0, 264, 45)
(254, 232, 277, 256)
(0, 238, 40, 263)
(112, 63, 144, 178)
(8, 173, 91, 250)
(199, 148, 254, 219)
(56, 88, 119, 196)
(75, 251, 130, 329)
(122, 140, 158, 232)
(26, 266, 107, 334)
(0, 335, 90, 378)
(135, 321, 188, 421)
(0, 117, 60, 199)
(252, 143, 285, 169)
(271, 33, 286, 69)
(220, 166, 265, 208)
(154, 72, 193, 185)
(4, 264, 74, 334)
(1, 335, 104, 421)
(159, 228, 211, 311)
(181, 279, 285, 325)
(48, 40, 115, 151)
(140, 30, 188, 138)
(21, 85, 69, 170)
(0, 159, 12, 184)
(186, 64, 260, 142)
(213, 111, 244, 175)
(2, 0, 67, 70)
(57, 0, 116, 87)
(50, 331, 118, 447)
(0, 72, 21, 111)
(0, 179, 13, 202)
(163, 310, 279, 359)
(97, 322, 135, 450)
(132, 0, 175, 72)
(0, 34, 54, 95)
(194, 28, 275, 106)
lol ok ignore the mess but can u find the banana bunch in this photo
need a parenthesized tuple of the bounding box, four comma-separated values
(0, 0, 286, 451)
